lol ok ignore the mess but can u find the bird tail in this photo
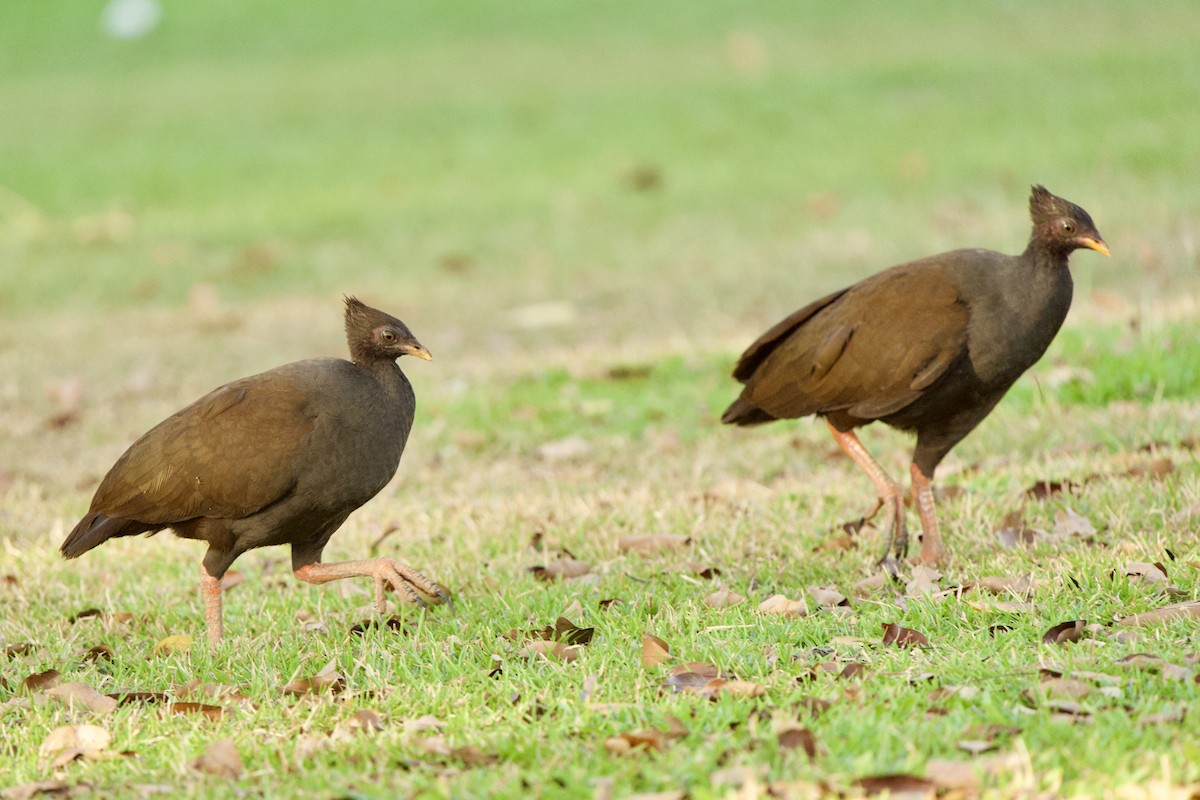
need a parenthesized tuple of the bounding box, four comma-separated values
(60, 512, 155, 559)
(720, 397, 777, 426)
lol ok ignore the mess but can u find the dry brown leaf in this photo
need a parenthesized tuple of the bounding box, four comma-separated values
(704, 586, 746, 608)
(1035, 677, 1093, 700)
(152, 634, 193, 655)
(23, 669, 61, 692)
(618, 534, 690, 554)
(529, 558, 593, 582)
(1138, 705, 1186, 726)
(189, 738, 242, 779)
(881, 623, 929, 648)
(166, 702, 225, 720)
(281, 661, 345, 697)
(758, 594, 807, 617)
(5, 642, 35, 658)
(519, 640, 580, 663)
(82, 644, 114, 663)
(905, 565, 942, 597)
(851, 574, 889, 597)
(219, 571, 244, 592)
(1052, 507, 1096, 539)
(777, 727, 818, 760)
(0, 780, 73, 800)
(1116, 601, 1200, 627)
(853, 773, 936, 798)
(925, 753, 1024, 791)
(46, 682, 118, 715)
(39, 724, 111, 759)
(603, 723, 686, 755)
(529, 616, 594, 645)
(973, 574, 1033, 597)
(808, 586, 848, 608)
(1043, 619, 1086, 644)
(641, 632, 671, 667)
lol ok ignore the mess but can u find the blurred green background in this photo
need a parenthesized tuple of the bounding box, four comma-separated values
(3, 0, 1198, 338)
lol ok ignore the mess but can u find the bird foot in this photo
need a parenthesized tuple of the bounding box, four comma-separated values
(914, 538, 946, 567)
(874, 495, 908, 564)
(370, 558, 454, 615)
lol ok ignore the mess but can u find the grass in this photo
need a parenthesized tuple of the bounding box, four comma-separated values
(3, 1, 1200, 797)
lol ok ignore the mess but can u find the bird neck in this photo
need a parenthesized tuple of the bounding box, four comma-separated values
(1022, 237, 1072, 267)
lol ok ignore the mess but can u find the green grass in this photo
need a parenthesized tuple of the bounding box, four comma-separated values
(3, 1, 1200, 797)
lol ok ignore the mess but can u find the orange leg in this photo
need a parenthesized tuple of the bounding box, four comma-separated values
(909, 463, 946, 565)
(294, 558, 451, 614)
(827, 421, 907, 561)
(200, 565, 223, 648)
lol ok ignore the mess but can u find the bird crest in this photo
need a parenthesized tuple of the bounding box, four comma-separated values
(1029, 184, 1081, 225)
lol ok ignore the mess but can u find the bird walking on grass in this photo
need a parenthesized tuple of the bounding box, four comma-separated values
(61, 297, 449, 647)
(722, 185, 1109, 565)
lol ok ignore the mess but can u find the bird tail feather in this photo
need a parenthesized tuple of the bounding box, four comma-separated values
(720, 398, 777, 426)
(60, 512, 155, 558)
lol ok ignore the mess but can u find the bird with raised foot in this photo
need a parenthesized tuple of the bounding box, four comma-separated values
(61, 297, 449, 647)
(722, 185, 1109, 566)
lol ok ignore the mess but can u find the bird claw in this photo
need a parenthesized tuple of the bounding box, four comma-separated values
(373, 558, 452, 615)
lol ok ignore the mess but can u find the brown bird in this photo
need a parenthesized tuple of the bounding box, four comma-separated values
(62, 297, 448, 646)
(722, 186, 1109, 565)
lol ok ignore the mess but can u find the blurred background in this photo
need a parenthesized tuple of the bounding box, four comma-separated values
(4, 0, 1199, 329)
(2, 0, 1199, 492)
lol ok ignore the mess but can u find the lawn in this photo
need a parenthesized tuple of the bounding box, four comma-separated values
(2, 1, 1199, 797)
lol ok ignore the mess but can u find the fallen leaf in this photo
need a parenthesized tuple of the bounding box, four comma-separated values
(973, 574, 1033, 597)
(1035, 678, 1093, 700)
(808, 586, 848, 607)
(851, 574, 889, 597)
(219, 571, 244, 592)
(1043, 619, 1086, 644)
(881, 623, 929, 648)
(905, 565, 942, 597)
(925, 753, 1023, 791)
(758, 594, 807, 617)
(529, 558, 593, 582)
(529, 616, 595, 645)
(5, 643, 35, 658)
(282, 661, 345, 697)
(1052, 507, 1097, 539)
(23, 669, 61, 692)
(1025, 479, 1081, 500)
(1138, 705, 1186, 726)
(166, 702, 225, 720)
(82, 644, 114, 663)
(39, 724, 111, 758)
(152, 634, 193, 655)
(189, 738, 242, 779)
(1116, 601, 1200, 627)
(519, 640, 580, 663)
(46, 682, 118, 715)
(641, 632, 671, 668)
(618, 534, 690, 554)
(704, 586, 746, 608)
(0, 780, 72, 800)
(777, 727, 818, 759)
(603, 722, 686, 754)
(853, 774, 935, 798)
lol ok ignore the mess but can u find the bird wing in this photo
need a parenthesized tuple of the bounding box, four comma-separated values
(738, 262, 970, 421)
(88, 371, 317, 524)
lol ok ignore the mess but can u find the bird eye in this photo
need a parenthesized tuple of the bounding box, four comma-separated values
(381, 330, 396, 342)
(1061, 221, 1075, 234)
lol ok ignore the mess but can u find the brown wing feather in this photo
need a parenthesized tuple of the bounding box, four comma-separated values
(737, 260, 970, 422)
(731, 287, 848, 382)
(87, 372, 317, 524)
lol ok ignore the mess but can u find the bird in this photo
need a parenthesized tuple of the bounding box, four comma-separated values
(722, 185, 1109, 565)
(61, 296, 449, 646)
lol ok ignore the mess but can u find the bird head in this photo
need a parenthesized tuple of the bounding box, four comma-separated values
(344, 296, 432, 364)
(1028, 185, 1110, 258)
